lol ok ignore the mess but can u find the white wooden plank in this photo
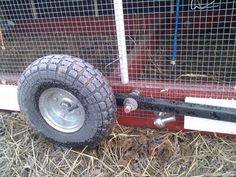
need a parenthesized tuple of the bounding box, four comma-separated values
(184, 97, 236, 135)
(0, 85, 20, 111)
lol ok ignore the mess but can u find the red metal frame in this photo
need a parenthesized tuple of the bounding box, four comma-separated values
(14, 10, 236, 35)
(14, 14, 155, 35)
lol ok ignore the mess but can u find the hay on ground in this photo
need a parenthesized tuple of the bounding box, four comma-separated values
(0, 111, 236, 177)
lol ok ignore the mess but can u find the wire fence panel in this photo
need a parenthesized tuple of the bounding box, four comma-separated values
(0, 0, 235, 101)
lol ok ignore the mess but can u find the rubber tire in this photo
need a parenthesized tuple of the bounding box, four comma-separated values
(18, 55, 117, 148)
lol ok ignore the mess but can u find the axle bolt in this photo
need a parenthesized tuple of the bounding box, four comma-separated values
(123, 90, 140, 113)
(123, 98, 138, 113)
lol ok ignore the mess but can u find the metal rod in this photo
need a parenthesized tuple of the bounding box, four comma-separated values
(171, 0, 181, 65)
(115, 93, 236, 123)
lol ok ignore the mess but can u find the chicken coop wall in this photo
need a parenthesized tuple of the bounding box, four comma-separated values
(0, 0, 236, 129)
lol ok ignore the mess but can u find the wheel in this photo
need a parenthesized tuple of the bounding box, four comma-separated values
(18, 55, 117, 148)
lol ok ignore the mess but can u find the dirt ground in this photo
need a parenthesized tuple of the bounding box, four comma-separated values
(0, 111, 236, 177)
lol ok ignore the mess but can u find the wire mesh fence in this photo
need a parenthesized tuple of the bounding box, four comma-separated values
(0, 0, 235, 99)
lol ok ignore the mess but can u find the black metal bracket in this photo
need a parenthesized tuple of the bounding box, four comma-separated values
(115, 93, 236, 123)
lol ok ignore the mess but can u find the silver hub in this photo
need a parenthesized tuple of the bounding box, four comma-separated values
(39, 88, 85, 133)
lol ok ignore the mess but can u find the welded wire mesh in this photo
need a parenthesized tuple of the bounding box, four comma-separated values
(140, 0, 236, 85)
(0, 0, 235, 100)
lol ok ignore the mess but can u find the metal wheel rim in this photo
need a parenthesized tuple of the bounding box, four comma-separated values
(39, 88, 85, 133)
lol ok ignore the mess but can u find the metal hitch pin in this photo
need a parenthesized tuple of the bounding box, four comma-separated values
(154, 112, 176, 128)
